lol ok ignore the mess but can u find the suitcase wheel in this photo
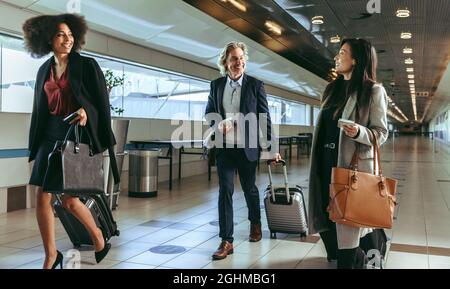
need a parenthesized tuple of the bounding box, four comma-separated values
(270, 232, 277, 239)
(115, 230, 120, 236)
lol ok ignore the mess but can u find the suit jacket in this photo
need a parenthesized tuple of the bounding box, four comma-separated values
(28, 52, 116, 162)
(308, 83, 388, 249)
(204, 73, 272, 162)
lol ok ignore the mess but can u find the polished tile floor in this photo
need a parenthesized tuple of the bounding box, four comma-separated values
(1, 135, 450, 269)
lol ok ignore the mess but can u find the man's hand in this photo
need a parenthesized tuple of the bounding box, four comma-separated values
(218, 119, 233, 135)
(274, 153, 282, 162)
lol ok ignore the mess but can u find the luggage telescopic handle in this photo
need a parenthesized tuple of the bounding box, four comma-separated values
(267, 159, 290, 203)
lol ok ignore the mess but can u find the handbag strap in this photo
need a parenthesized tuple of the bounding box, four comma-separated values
(64, 123, 95, 154)
(349, 128, 383, 176)
(108, 146, 120, 185)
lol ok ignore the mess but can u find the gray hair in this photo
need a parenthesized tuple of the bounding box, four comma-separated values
(217, 41, 249, 76)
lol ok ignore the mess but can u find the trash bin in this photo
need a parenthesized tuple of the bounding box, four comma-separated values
(128, 149, 160, 198)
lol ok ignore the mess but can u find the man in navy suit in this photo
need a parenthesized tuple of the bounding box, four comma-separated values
(205, 42, 281, 260)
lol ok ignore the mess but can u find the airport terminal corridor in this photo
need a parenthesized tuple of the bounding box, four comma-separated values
(1, 135, 449, 269)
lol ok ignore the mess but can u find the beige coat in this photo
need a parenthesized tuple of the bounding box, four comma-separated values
(307, 83, 388, 249)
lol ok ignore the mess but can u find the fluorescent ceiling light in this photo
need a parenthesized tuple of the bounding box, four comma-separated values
(330, 35, 340, 43)
(407, 74, 414, 79)
(406, 68, 414, 72)
(408, 80, 415, 84)
(403, 47, 413, 54)
(396, 8, 411, 18)
(401, 32, 412, 39)
(265, 20, 283, 35)
(405, 58, 414, 64)
(228, 0, 247, 12)
(311, 16, 324, 24)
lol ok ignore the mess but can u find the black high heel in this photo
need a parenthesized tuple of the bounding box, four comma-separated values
(51, 250, 63, 269)
(95, 242, 111, 264)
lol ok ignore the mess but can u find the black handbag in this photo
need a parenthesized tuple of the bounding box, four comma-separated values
(43, 123, 109, 195)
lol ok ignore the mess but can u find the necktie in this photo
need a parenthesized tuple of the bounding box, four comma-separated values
(230, 80, 239, 104)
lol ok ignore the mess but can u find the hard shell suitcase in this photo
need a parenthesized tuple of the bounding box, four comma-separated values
(54, 193, 120, 247)
(264, 159, 308, 239)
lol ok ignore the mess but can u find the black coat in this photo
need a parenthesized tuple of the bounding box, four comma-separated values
(205, 73, 272, 162)
(28, 52, 116, 162)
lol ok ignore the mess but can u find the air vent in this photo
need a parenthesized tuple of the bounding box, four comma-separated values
(416, 92, 429, 97)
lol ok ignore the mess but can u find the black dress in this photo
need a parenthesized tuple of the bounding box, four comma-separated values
(29, 116, 71, 186)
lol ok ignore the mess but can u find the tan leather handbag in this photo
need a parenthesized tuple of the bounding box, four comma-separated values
(327, 130, 397, 229)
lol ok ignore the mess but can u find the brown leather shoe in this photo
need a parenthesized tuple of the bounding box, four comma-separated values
(212, 241, 233, 260)
(249, 223, 262, 242)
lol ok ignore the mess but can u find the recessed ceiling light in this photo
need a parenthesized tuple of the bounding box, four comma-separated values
(401, 32, 412, 39)
(228, 0, 247, 12)
(403, 47, 413, 54)
(408, 74, 414, 79)
(405, 58, 414, 64)
(396, 8, 411, 18)
(408, 80, 415, 84)
(312, 16, 324, 24)
(406, 68, 414, 72)
(330, 35, 340, 43)
(265, 20, 283, 35)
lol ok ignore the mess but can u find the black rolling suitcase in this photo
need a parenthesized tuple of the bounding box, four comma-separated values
(54, 193, 120, 247)
(359, 229, 388, 269)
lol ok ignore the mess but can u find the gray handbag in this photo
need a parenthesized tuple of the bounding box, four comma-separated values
(43, 123, 104, 195)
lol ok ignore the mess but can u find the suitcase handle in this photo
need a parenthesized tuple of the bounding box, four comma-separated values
(267, 159, 290, 203)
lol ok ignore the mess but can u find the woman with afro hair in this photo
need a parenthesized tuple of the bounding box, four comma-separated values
(23, 14, 116, 269)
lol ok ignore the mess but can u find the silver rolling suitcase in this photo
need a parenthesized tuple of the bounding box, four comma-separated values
(264, 160, 308, 239)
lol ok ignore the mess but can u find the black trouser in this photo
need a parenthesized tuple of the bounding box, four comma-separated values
(337, 247, 368, 269)
(320, 223, 338, 261)
(216, 148, 260, 243)
(318, 144, 339, 261)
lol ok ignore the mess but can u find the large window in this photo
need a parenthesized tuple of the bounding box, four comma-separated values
(313, 106, 320, 126)
(268, 95, 310, 126)
(0, 33, 315, 126)
(0, 34, 46, 113)
(0, 33, 209, 120)
(92, 55, 209, 120)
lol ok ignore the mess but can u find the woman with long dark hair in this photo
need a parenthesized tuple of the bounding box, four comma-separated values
(308, 38, 388, 269)
(23, 14, 115, 269)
